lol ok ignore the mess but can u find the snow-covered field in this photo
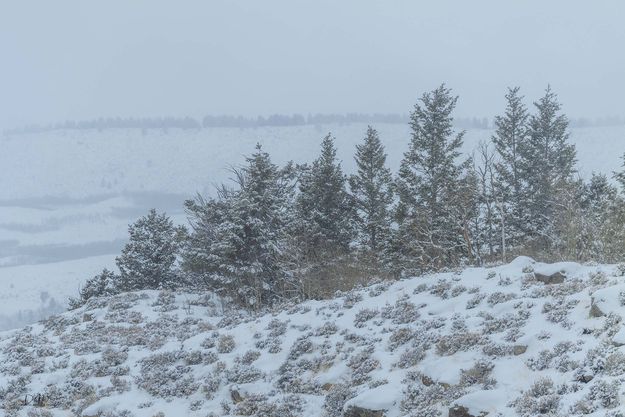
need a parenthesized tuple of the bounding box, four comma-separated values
(0, 124, 624, 330)
(1, 257, 624, 416)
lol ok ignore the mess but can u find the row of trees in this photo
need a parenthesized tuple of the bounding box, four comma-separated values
(72, 84, 625, 310)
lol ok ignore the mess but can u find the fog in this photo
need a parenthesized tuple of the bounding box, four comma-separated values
(0, 0, 623, 130)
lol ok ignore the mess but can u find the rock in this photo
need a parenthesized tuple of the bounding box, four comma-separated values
(589, 297, 605, 318)
(448, 405, 488, 417)
(321, 383, 334, 391)
(421, 375, 434, 386)
(230, 389, 243, 403)
(344, 406, 385, 417)
(82, 313, 94, 322)
(534, 271, 565, 284)
(577, 374, 594, 383)
(512, 345, 527, 355)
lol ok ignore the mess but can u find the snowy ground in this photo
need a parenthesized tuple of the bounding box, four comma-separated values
(0, 123, 624, 330)
(1, 258, 624, 416)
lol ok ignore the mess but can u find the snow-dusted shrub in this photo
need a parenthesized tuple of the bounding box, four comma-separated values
(602, 313, 622, 337)
(287, 335, 314, 360)
(234, 393, 304, 417)
(217, 334, 236, 353)
(486, 291, 516, 307)
(451, 284, 467, 297)
(513, 377, 560, 416)
(604, 351, 625, 376)
(480, 312, 526, 334)
(26, 409, 54, 417)
(482, 341, 515, 357)
(348, 350, 379, 385)
(202, 374, 221, 399)
(401, 371, 461, 416)
(366, 281, 391, 298)
(201, 334, 217, 349)
(589, 380, 620, 409)
(396, 346, 426, 368)
(323, 384, 355, 417)
(498, 276, 513, 286)
(429, 279, 452, 299)
(388, 327, 417, 351)
(354, 308, 378, 328)
(343, 291, 363, 309)
(542, 298, 578, 329)
(240, 349, 261, 365)
(266, 319, 288, 337)
(226, 363, 264, 384)
(412, 283, 428, 294)
(135, 352, 199, 398)
(315, 321, 338, 336)
(466, 292, 485, 309)
(102, 346, 129, 366)
(459, 359, 495, 389)
(436, 332, 481, 356)
(381, 296, 420, 324)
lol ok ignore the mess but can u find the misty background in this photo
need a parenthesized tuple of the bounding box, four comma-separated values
(1, 0, 624, 130)
(0, 1, 624, 330)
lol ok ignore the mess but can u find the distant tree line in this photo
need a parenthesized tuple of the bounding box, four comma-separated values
(6, 112, 624, 137)
(71, 85, 625, 311)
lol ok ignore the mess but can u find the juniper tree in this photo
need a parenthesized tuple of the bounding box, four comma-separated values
(395, 85, 473, 272)
(183, 144, 297, 308)
(116, 209, 183, 291)
(491, 87, 529, 247)
(519, 86, 576, 249)
(349, 126, 394, 268)
(295, 133, 355, 260)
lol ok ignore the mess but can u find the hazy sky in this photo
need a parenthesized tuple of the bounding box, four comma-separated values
(1, 1, 623, 129)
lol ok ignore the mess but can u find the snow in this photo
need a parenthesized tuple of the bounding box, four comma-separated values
(0, 258, 623, 416)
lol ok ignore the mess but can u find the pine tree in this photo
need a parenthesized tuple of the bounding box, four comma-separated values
(491, 87, 529, 247)
(349, 126, 394, 268)
(116, 209, 182, 291)
(296, 133, 355, 260)
(69, 268, 119, 309)
(519, 86, 576, 248)
(183, 144, 297, 308)
(395, 85, 472, 272)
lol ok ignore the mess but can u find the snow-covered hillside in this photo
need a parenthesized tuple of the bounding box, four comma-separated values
(2, 257, 625, 417)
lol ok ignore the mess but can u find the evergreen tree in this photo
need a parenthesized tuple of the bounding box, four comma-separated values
(519, 86, 576, 248)
(295, 133, 355, 260)
(69, 268, 119, 309)
(183, 144, 297, 308)
(349, 126, 394, 267)
(395, 85, 472, 272)
(116, 209, 182, 291)
(491, 87, 529, 246)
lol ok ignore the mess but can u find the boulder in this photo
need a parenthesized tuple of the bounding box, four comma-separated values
(512, 345, 527, 356)
(589, 297, 605, 318)
(534, 271, 565, 284)
(448, 405, 488, 417)
(230, 389, 243, 403)
(344, 406, 385, 417)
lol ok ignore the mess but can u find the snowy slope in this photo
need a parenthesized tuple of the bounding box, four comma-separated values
(2, 257, 625, 416)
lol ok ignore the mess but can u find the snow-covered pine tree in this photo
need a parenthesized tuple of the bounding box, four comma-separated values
(295, 133, 355, 260)
(348, 126, 394, 270)
(518, 86, 577, 250)
(116, 209, 182, 291)
(395, 85, 473, 272)
(491, 87, 529, 248)
(69, 268, 119, 308)
(183, 144, 297, 308)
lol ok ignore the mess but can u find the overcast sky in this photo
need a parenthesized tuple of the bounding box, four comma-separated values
(0, 0, 623, 129)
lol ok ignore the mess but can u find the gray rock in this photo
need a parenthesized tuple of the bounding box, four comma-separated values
(344, 406, 385, 417)
(448, 405, 488, 417)
(534, 271, 565, 284)
(513, 345, 527, 355)
(589, 297, 605, 318)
